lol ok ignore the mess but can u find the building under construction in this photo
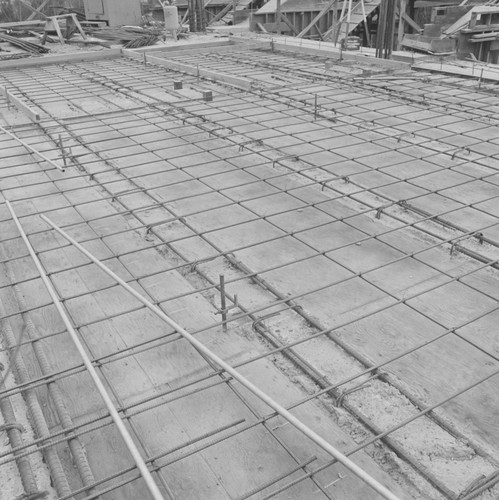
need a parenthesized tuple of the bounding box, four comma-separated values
(2, 1, 499, 500)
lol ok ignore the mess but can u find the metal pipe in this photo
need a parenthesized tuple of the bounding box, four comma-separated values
(0, 125, 65, 172)
(41, 212, 401, 500)
(5, 201, 165, 500)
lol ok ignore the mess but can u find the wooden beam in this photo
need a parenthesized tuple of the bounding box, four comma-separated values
(360, 0, 371, 46)
(397, 0, 407, 50)
(26, 0, 49, 21)
(256, 22, 268, 33)
(207, 2, 233, 25)
(0, 20, 44, 28)
(0, 48, 122, 70)
(1, 86, 40, 121)
(297, 0, 337, 38)
(143, 54, 253, 90)
(276, 0, 281, 35)
(279, 12, 299, 35)
(402, 11, 421, 32)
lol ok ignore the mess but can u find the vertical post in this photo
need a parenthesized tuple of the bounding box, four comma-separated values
(344, 0, 353, 48)
(397, 0, 406, 50)
(314, 94, 318, 121)
(198, 0, 205, 31)
(334, 0, 347, 46)
(233, 0, 237, 25)
(276, 0, 281, 35)
(390, 0, 397, 57)
(360, 0, 370, 46)
(332, 1, 337, 42)
(58, 134, 67, 168)
(188, 0, 196, 32)
(219, 275, 227, 332)
(479, 68, 484, 88)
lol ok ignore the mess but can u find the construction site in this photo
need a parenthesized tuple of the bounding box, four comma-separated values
(2, 1, 499, 500)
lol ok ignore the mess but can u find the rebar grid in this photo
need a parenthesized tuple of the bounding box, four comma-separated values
(2, 58, 499, 263)
(2, 46, 499, 500)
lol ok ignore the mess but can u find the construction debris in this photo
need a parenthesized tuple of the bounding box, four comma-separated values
(123, 33, 160, 48)
(0, 32, 49, 54)
(87, 26, 164, 44)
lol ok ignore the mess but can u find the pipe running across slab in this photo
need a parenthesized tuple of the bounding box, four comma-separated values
(0, 125, 66, 172)
(4, 200, 166, 500)
(37, 211, 402, 500)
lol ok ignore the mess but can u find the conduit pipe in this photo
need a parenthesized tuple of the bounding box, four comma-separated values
(0, 125, 66, 172)
(5, 201, 165, 500)
(39, 211, 401, 500)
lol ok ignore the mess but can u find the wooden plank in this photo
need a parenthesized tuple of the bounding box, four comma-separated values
(0, 20, 45, 28)
(0, 49, 122, 70)
(263, 39, 411, 69)
(1, 86, 40, 122)
(121, 48, 145, 61)
(199, 66, 252, 90)
(145, 54, 253, 90)
(397, 0, 407, 50)
(145, 55, 199, 76)
(119, 40, 231, 55)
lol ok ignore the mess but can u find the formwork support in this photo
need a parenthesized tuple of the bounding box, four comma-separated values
(297, 0, 337, 38)
(40, 213, 401, 500)
(5, 201, 166, 500)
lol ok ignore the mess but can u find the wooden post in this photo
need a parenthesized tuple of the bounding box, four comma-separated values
(275, 0, 282, 35)
(344, 0, 353, 48)
(333, 0, 347, 46)
(397, 0, 407, 50)
(360, 0, 370, 46)
(332, 2, 337, 43)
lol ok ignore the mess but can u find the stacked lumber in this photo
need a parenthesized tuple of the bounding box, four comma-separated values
(123, 34, 160, 48)
(0, 32, 49, 54)
(86, 26, 163, 45)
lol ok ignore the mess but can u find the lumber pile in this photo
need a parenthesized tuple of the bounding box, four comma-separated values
(0, 32, 49, 54)
(86, 26, 163, 46)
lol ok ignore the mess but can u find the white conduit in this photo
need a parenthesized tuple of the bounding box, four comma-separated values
(39, 211, 401, 500)
(0, 126, 66, 172)
(5, 201, 165, 500)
